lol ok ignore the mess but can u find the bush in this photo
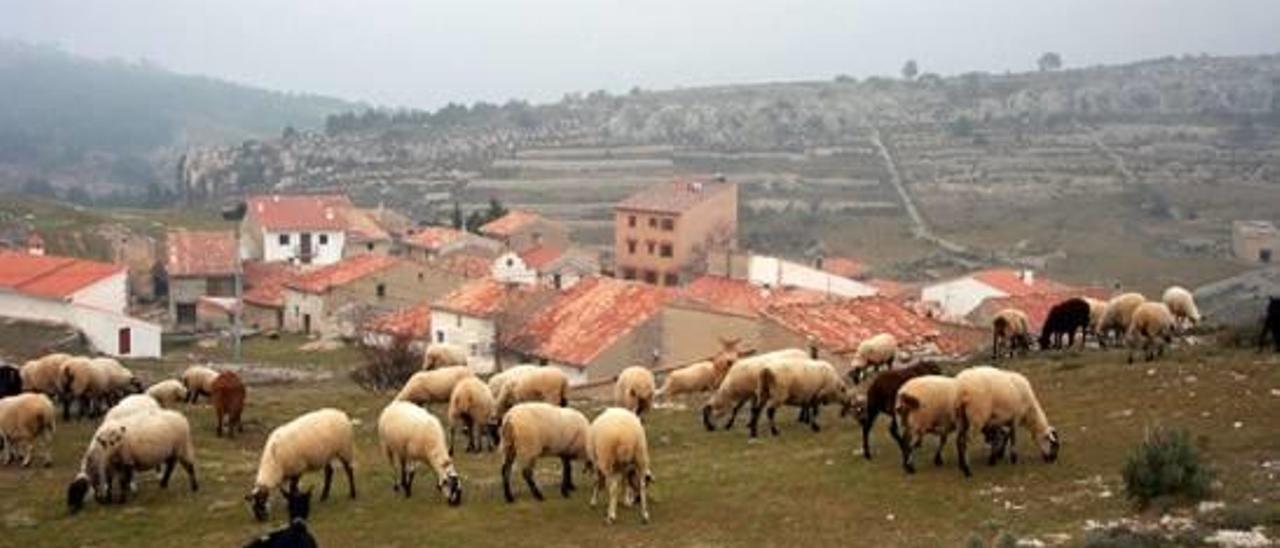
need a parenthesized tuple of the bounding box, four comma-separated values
(1122, 428, 1213, 508)
(351, 334, 420, 392)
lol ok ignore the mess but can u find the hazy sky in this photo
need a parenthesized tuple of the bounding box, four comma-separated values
(3, 0, 1279, 109)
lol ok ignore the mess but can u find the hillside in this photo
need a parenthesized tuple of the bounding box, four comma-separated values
(0, 41, 359, 200)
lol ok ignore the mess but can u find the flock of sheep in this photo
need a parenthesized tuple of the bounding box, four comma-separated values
(2, 281, 1272, 546)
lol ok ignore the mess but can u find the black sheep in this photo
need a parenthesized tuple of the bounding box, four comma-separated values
(1261, 297, 1280, 353)
(244, 489, 317, 548)
(846, 361, 941, 459)
(1039, 297, 1092, 350)
(0, 363, 21, 398)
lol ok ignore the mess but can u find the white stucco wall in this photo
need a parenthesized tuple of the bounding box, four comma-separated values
(492, 252, 537, 286)
(283, 290, 329, 335)
(921, 277, 1008, 321)
(747, 255, 878, 298)
(70, 271, 128, 313)
(262, 229, 345, 265)
(550, 363, 589, 387)
(0, 290, 161, 358)
(429, 310, 497, 374)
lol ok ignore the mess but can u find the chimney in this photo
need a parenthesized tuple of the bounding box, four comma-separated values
(272, 195, 280, 203)
(324, 207, 335, 221)
(1022, 270, 1034, 285)
(691, 182, 703, 193)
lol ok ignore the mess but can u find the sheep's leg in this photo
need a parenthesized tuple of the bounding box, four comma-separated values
(934, 432, 948, 467)
(215, 410, 224, 438)
(523, 465, 545, 501)
(957, 419, 972, 478)
(724, 398, 749, 430)
(404, 467, 416, 498)
(118, 469, 134, 504)
(447, 423, 457, 456)
(1007, 427, 1018, 464)
(605, 474, 620, 525)
(321, 463, 334, 500)
(632, 469, 650, 524)
(178, 455, 199, 492)
(746, 402, 763, 438)
(501, 458, 516, 503)
(160, 456, 177, 488)
(766, 406, 780, 436)
(467, 416, 479, 453)
(560, 456, 575, 497)
(341, 457, 356, 499)
(590, 469, 604, 507)
(809, 403, 822, 432)
(861, 412, 876, 460)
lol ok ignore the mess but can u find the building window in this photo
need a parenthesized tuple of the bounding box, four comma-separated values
(436, 330, 445, 343)
(663, 273, 679, 286)
(643, 270, 658, 284)
(366, 242, 374, 252)
(376, 283, 386, 298)
(456, 315, 462, 327)
(621, 267, 637, 280)
(319, 234, 329, 245)
(470, 343, 479, 356)
(117, 328, 131, 355)
(659, 243, 673, 258)
(175, 303, 197, 325)
(646, 241, 655, 255)
(279, 234, 290, 246)
(648, 217, 657, 228)
(661, 218, 674, 231)
(417, 272, 424, 281)
(506, 257, 515, 267)
(626, 240, 637, 255)
(627, 215, 636, 228)
(1262, 249, 1273, 263)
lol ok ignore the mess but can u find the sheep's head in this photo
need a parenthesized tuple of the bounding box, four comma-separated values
(1039, 428, 1061, 463)
(66, 473, 91, 514)
(439, 469, 463, 506)
(246, 485, 271, 522)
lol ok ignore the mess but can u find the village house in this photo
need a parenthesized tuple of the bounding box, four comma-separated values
(708, 250, 879, 298)
(479, 210, 570, 252)
(402, 226, 501, 262)
(0, 251, 162, 357)
(165, 230, 237, 329)
(361, 300, 432, 352)
(240, 194, 397, 266)
(614, 177, 738, 287)
(920, 268, 1071, 322)
(430, 278, 556, 374)
(282, 254, 466, 338)
(491, 245, 597, 290)
(240, 261, 299, 333)
(505, 277, 672, 385)
(1232, 220, 1277, 264)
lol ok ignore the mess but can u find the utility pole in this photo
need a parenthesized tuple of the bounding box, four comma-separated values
(222, 200, 247, 363)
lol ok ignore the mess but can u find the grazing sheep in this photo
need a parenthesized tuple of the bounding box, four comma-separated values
(495, 367, 569, 415)
(954, 366, 1060, 478)
(422, 342, 469, 370)
(1126, 302, 1177, 364)
(750, 359, 847, 437)
(894, 375, 961, 474)
(447, 377, 497, 454)
(61, 356, 110, 419)
(0, 393, 56, 467)
(487, 364, 538, 395)
(1038, 298, 1092, 350)
(396, 366, 476, 407)
(701, 348, 807, 431)
(614, 366, 656, 417)
(848, 361, 942, 460)
(1098, 293, 1146, 347)
(146, 380, 188, 408)
(20, 353, 71, 400)
(103, 394, 161, 423)
(655, 339, 743, 400)
(1083, 297, 1108, 343)
(181, 365, 220, 403)
(849, 333, 898, 384)
(586, 408, 652, 525)
(498, 402, 589, 503)
(93, 358, 143, 405)
(244, 488, 318, 548)
(0, 363, 21, 398)
(991, 309, 1031, 360)
(247, 408, 356, 522)
(211, 371, 246, 437)
(1261, 297, 1280, 353)
(67, 409, 199, 512)
(378, 401, 462, 505)
(1161, 286, 1202, 332)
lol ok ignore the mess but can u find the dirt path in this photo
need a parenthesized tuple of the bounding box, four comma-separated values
(1078, 122, 1134, 185)
(870, 127, 975, 258)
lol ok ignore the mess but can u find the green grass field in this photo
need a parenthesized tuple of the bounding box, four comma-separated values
(2, 346, 1279, 547)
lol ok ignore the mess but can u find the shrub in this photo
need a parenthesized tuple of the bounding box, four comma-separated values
(351, 334, 420, 392)
(1122, 428, 1213, 507)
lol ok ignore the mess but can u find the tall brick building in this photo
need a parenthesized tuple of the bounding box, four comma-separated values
(613, 177, 738, 286)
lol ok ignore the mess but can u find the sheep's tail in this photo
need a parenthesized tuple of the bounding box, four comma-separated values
(498, 417, 516, 459)
(557, 378, 569, 407)
(60, 365, 76, 398)
(758, 368, 778, 406)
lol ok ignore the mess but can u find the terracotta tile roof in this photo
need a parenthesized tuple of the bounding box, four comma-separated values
(971, 269, 1071, 297)
(365, 300, 432, 339)
(246, 194, 351, 231)
(0, 251, 124, 300)
(678, 275, 828, 318)
(166, 230, 236, 277)
(865, 278, 913, 299)
(820, 257, 864, 279)
(286, 254, 400, 294)
(434, 277, 554, 318)
(764, 297, 980, 356)
(435, 253, 493, 279)
(518, 246, 565, 270)
(478, 210, 543, 238)
(404, 227, 468, 251)
(340, 208, 391, 242)
(242, 261, 299, 307)
(615, 178, 735, 214)
(197, 296, 238, 316)
(507, 277, 673, 368)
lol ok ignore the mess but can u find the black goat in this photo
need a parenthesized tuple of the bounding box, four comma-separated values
(244, 489, 317, 548)
(1261, 297, 1280, 353)
(1039, 298, 1092, 350)
(0, 363, 21, 398)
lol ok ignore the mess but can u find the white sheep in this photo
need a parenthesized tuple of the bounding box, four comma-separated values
(586, 407, 652, 524)
(61, 356, 110, 419)
(498, 402, 590, 503)
(991, 308, 1031, 360)
(146, 380, 188, 408)
(1127, 302, 1177, 364)
(954, 366, 1060, 477)
(422, 342, 469, 370)
(103, 393, 162, 423)
(614, 366, 656, 417)
(19, 353, 71, 399)
(486, 364, 539, 398)
(894, 375, 961, 473)
(0, 393, 56, 467)
(850, 333, 899, 384)
(395, 366, 476, 406)
(1083, 297, 1109, 342)
(247, 408, 356, 522)
(701, 348, 807, 431)
(752, 358, 847, 437)
(378, 401, 462, 505)
(654, 360, 718, 400)
(66, 408, 198, 512)
(495, 367, 569, 415)
(1161, 286, 1202, 332)
(1098, 292, 1146, 347)
(181, 365, 220, 403)
(447, 376, 497, 454)
(93, 357, 142, 403)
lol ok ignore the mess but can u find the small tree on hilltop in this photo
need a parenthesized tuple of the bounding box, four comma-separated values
(902, 59, 919, 81)
(1038, 52, 1063, 72)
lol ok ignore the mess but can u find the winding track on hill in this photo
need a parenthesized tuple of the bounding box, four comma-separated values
(869, 127, 976, 260)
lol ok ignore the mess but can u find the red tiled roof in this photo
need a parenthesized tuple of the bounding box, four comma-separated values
(518, 246, 564, 270)
(507, 277, 673, 367)
(971, 269, 1071, 297)
(166, 230, 236, 277)
(247, 194, 351, 231)
(340, 208, 391, 242)
(241, 261, 299, 307)
(764, 296, 978, 356)
(678, 275, 827, 318)
(434, 278, 510, 317)
(615, 178, 735, 214)
(435, 253, 492, 279)
(821, 257, 864, 279)
(478, 210, 542, 238)
(404, 227, 467, 251)
(286, 254, 399, 294)
(865, 278, 913, 299)
(0, 251, 124, 300)
(365, 300, 432, 339)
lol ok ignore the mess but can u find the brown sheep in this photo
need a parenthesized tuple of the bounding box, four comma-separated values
(847, 361, 942, 460)
(210, 371, 246, 437)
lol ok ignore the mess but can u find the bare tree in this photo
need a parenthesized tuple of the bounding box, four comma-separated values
(901, 59, 919, 81)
